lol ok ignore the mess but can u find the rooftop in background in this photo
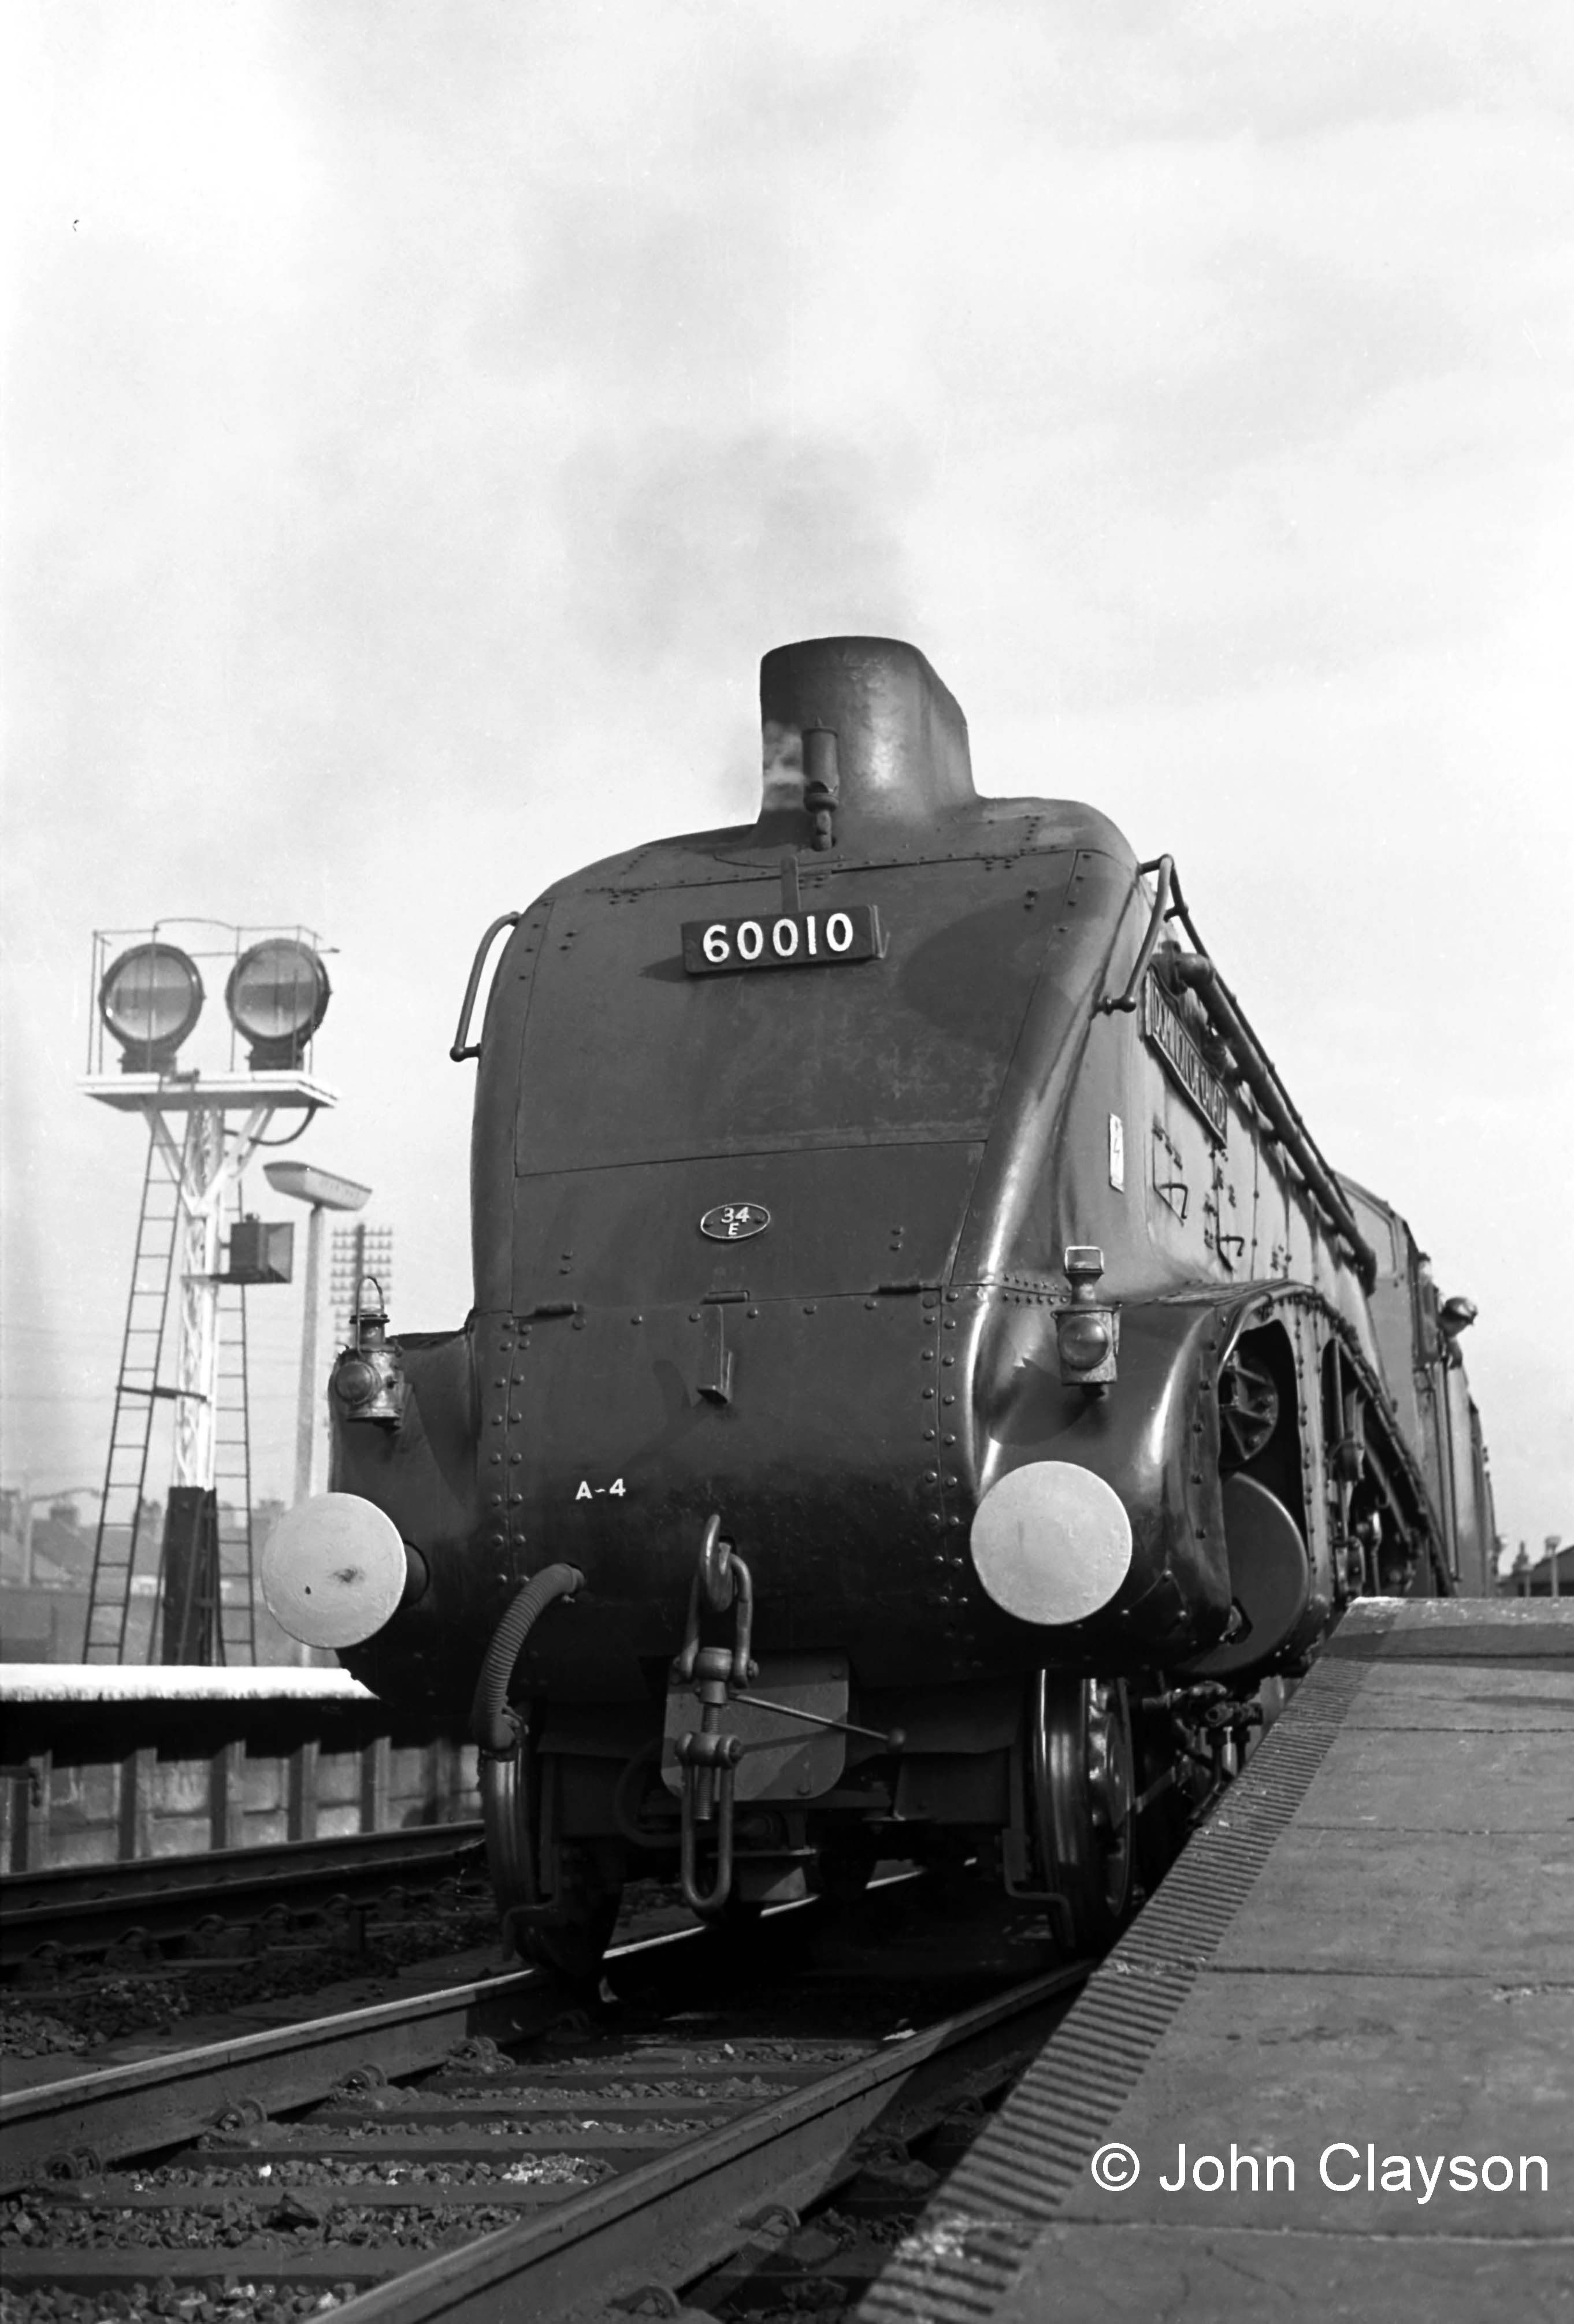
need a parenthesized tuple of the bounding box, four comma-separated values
(1501, 1543, 1572, 1597)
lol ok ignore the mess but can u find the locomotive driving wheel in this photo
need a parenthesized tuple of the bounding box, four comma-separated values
(1028, 1672, 1135, 1953)
(480, 1739, 623, 1984)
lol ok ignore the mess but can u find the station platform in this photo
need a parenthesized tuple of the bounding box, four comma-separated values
(1, 1664, 476, 1873)
(863, 1597, 1574, 2324)
(1, 1662, 373, 1703)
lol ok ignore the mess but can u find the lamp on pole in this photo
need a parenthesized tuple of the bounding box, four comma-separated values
(263, 1163, 372, 1508)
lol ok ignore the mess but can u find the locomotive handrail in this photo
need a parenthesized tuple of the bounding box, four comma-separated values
(449, 912, 521, 1062)
(1168, 950, 1379, 1292)
(1110, 857, 1379, 1291)
(1100, 855, 1175, 1013)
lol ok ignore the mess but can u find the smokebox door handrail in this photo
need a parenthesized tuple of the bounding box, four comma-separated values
(1101, 856, 1176, 1014)
(450, 914, 522, 1063)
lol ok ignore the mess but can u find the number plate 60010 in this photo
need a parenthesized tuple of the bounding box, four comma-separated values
(681, 904, 882, 976)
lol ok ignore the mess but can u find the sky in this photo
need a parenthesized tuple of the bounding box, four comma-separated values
(3, 1, 1572, 1568)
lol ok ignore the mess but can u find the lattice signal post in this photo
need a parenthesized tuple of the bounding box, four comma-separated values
(264, 1162, 372, 1512)
(81, 925, 336, 1664)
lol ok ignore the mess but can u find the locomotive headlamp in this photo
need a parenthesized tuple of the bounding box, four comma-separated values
(99, 942, 205, 1071)
(225, 937, 331, 1068)
(1057, 1310, 1112, 1370)
(1057, 1245, 1120, 1391)
(333, 1355, 380, 1406)
(331, 1286, 406, 1428)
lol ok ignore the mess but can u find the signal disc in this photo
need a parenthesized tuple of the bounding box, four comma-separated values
(99, 942, 204, 1058)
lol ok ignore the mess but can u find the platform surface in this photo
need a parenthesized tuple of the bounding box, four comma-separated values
(864, 1598, 1574, 2324)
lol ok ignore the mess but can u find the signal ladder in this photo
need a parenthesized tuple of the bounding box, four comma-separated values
(83, 1120, 257, 1663)
(84, 1123, 181, 1661)
(212, 1265, 257, 1664)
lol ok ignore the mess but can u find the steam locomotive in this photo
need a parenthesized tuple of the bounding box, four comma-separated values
(262, 636, 1494, 1974)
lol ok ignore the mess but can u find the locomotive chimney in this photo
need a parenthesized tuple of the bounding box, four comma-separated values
(758, 637, 977, 847)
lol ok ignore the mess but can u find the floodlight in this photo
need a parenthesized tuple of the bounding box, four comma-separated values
(99, 942, 205, 1072)
(263, 1161, 370, 1212)
(225, 938, 331, 1069)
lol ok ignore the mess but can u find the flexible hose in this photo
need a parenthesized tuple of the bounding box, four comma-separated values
(470, 1564, 585, 1755)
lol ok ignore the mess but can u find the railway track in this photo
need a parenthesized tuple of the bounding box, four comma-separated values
(0, 1883, 1087, 2324)
(0, 1823, 487, 1972)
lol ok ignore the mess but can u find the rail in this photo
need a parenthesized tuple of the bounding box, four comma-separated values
(338, 1962, 1087, 2324)
(0, 1913, 1087, 2321)
(0, 1819, 485, 1967)
(0, 1952, 559, 2187)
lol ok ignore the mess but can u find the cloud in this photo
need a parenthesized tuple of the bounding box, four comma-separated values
(4, 1, 1571, 1543)
(556, 429, 918, 673)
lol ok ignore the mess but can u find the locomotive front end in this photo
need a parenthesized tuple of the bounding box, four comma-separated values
(264, 631, 1449, 1973)
(445, 636, 1201, 1714)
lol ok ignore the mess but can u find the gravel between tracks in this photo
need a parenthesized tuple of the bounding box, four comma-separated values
(1, 1906, 500, 2059)
(2, 1879, 1071, 2324)
(1, 2283, 359, 2323)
